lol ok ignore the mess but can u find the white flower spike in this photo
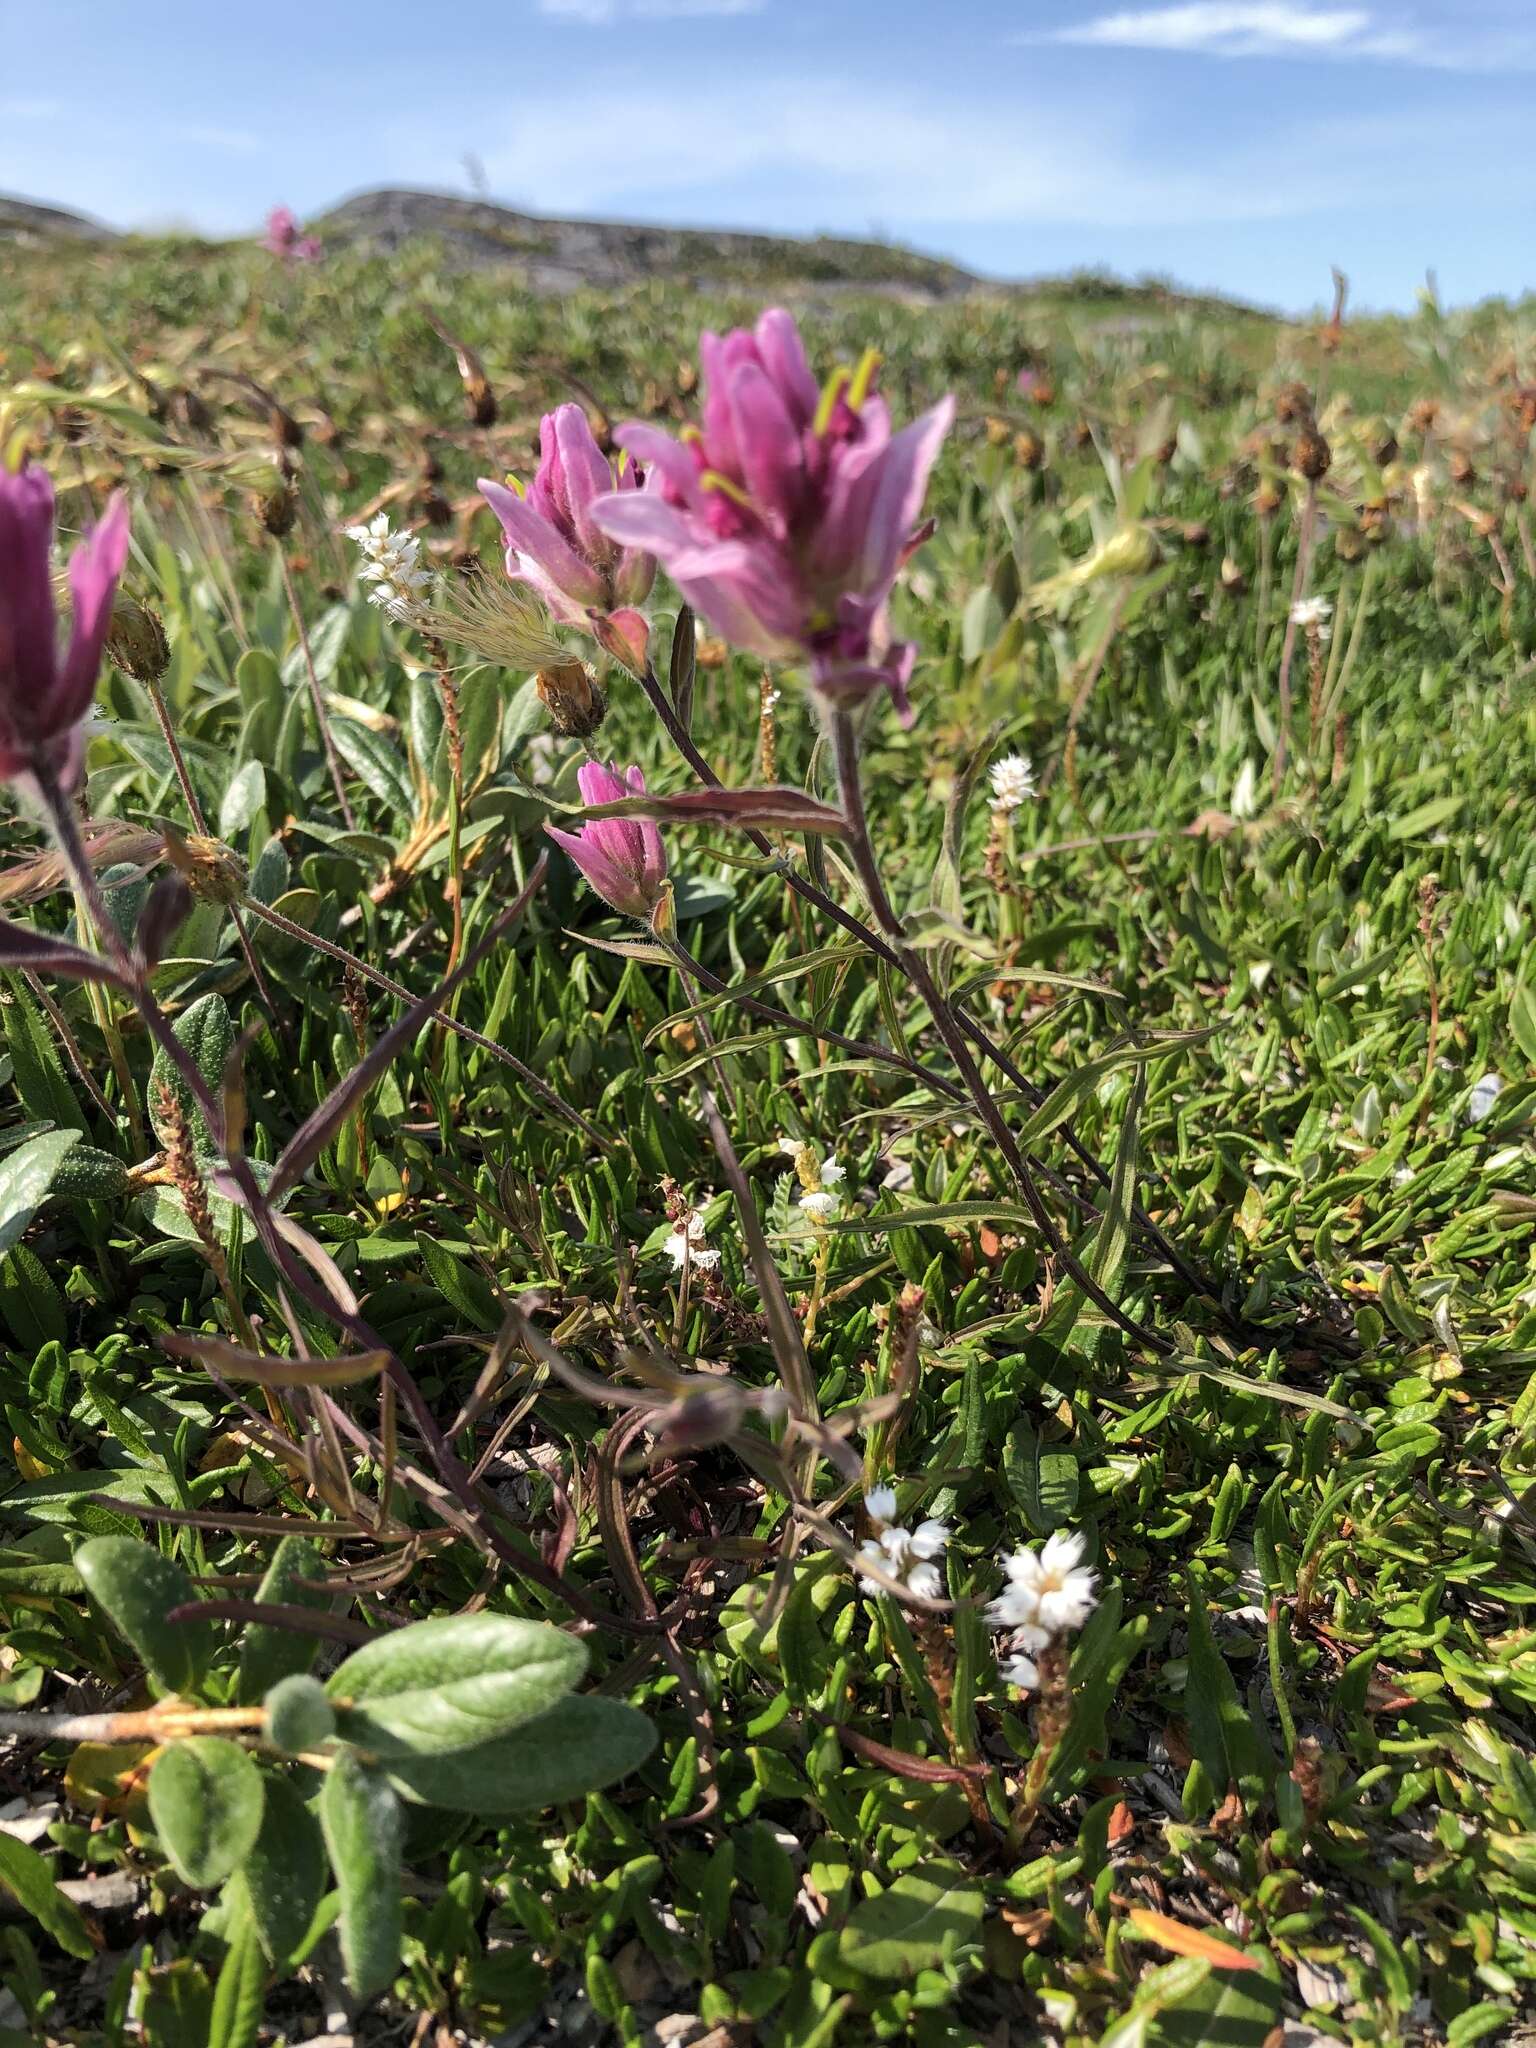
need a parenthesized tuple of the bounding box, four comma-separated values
(857, 1483, 951, 1602)
(989, 753, 1037, 815)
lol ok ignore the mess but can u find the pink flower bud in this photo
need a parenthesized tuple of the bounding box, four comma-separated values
(0, 467, 129, 791)
(545, 761, 667, 921)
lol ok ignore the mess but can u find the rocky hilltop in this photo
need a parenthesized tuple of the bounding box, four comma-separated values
(316, 188, 979, 298)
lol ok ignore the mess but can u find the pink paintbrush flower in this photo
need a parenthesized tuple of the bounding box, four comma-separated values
(0, 466, 130, 791)
(586, 309, 952, 723)
(478, 405, 656, 663)
(545, 760, 667, 920)
(264, 206, 321, 262)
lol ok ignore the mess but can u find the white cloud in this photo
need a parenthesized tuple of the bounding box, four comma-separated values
(539, 0, 761, 20)
(1032, 3, 1533, 65)
(462, 79, 1340, 230)
(173, 124, 261, 153)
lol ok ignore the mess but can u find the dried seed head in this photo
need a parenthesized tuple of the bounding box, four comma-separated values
(1254, 482, 1283, 519)
(162, 828, 249, 905)
(1335, 524, 1365, 563)
(1274, 381, 1313, 426)
(1407, 396, 1439, 435)
(1220, 554, 1247, 594)
(1294, 427, 1332, 481)
(1180, 520, 1210, 548)
(104, 591, 171, 683)
(258, 483, 298, 538)
(985, 416, 1010, 449)
(1447, 449, 1475, 487)
(152, 1076, 227, 1282)
(535, 659, 608, 738)
(1013, 427, 1044, 470)
(1372, 429, 1400, 467)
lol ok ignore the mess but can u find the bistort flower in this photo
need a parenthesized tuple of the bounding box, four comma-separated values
(588, 308, 953, 724)
(857, 1485, 950, 1601)
(479, 404, 656, 656)
(0, 466, 129, 791)
(663, 1206, 721, 1271)
(988, 1530, 1099, 1636)
(545, 760, 667, 921)
(988, 753, 1037, 815)
(346, 514, 433, 627)
(264, 206, 322, 262)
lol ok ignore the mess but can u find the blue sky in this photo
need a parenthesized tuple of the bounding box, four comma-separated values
(4, 1, 1532, 311)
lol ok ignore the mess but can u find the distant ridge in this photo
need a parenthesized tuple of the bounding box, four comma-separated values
(317, 188, 979, 299)
(0, 185, 1275, 317)
(0, 194, 115, 243)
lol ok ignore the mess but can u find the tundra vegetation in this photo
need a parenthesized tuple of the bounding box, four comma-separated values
(0, 226, 1534, 2046)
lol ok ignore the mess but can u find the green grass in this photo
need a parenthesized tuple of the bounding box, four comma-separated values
(0, 235, 1534, 2046)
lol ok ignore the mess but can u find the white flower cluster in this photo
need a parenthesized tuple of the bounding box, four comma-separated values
(664, 1205, 720, 1271)
(1288, 595, 1333, 638)
(988, 1530, 1099, 1691)
(857, 1485, 950, 1601)
(779, 1136, 846, 1220)
(346, 513, 432, 627)
(988, 753, 1037, 816)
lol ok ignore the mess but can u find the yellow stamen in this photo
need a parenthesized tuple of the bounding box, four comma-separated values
(502, 472, 526, 499)
(680, 424, 705, 448)
(698, 469, 756, 512)
(847, 347, 881, 411)
(812, 366, 851, 438)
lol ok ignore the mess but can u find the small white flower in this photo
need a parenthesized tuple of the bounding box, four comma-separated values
(663, 1208, 720, 1271)
(1468, 1073, 1502, 1124)
(999, 1650, 1041, 1691)
(865, 1484, 898, 1526)
(856, 1486, 950, 1600)
(989, 753, 1037, 815)
(990, 1530, 1099, 1635)
(347, 514, 433, 627)
(818, 1157, 846, 1186)
(1288, 595, 1333, 638)
(778, 1136, 805, 1159)
(799, 1189, 839, 1220)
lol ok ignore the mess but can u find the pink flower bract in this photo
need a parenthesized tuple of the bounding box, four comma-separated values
(545, 760, 667, 921)
(0, 466, 129, 790)
(478, 404, 656, 653)
(587, 308, 952, 723)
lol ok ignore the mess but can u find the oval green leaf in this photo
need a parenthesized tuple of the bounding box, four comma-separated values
(148, 1738, 265, 1889)
(76, 1534, 216, 1695)
(326, 1613, 586, 1757)
(386, 1695, 655, 1812)
(319, 1748, 403, 2000)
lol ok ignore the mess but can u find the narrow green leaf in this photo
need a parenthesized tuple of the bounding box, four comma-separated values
(0, 1831, 94, 1959)
(319, 1749, 403, 2000)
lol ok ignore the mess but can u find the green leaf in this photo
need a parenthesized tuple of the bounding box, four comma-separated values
(139, 1957, 213, 2047)
(386, 1695, 656, 1812)
(0, 1832, 94, 1959)
(326, 1612, 587, 1757)
(148, 1738, 265, 1888)
(415, 1231, 500, 1331)
(1003, 1422, 1080, 1537)
(1388, 793, 1464, 842)
(206, 1881, 268, 2048)
(240, 1772, 327, 1964)
(149, 992, 235, 1156)
(329, 716, 415, 817)
(3, 980, 86, 1133)
(1155, 1951, 1283, 2046)
(319, 1748, 403, 2000)
(218, 759, 267, 839)
(837, 1864, 986, 1981)
(76, 1535, 217, 1695)
(1513, 983, 1536, 1069)
(1183, 1570, 1270, 1807)
(235, 1536, 327, 1702)
(0, 1130, 81, 1257)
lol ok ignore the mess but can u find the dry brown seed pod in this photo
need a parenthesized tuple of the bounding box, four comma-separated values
(1013, 428, 1044, 470)
(1294, 427, 1332, 480)
(535, 660, 608, 739)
